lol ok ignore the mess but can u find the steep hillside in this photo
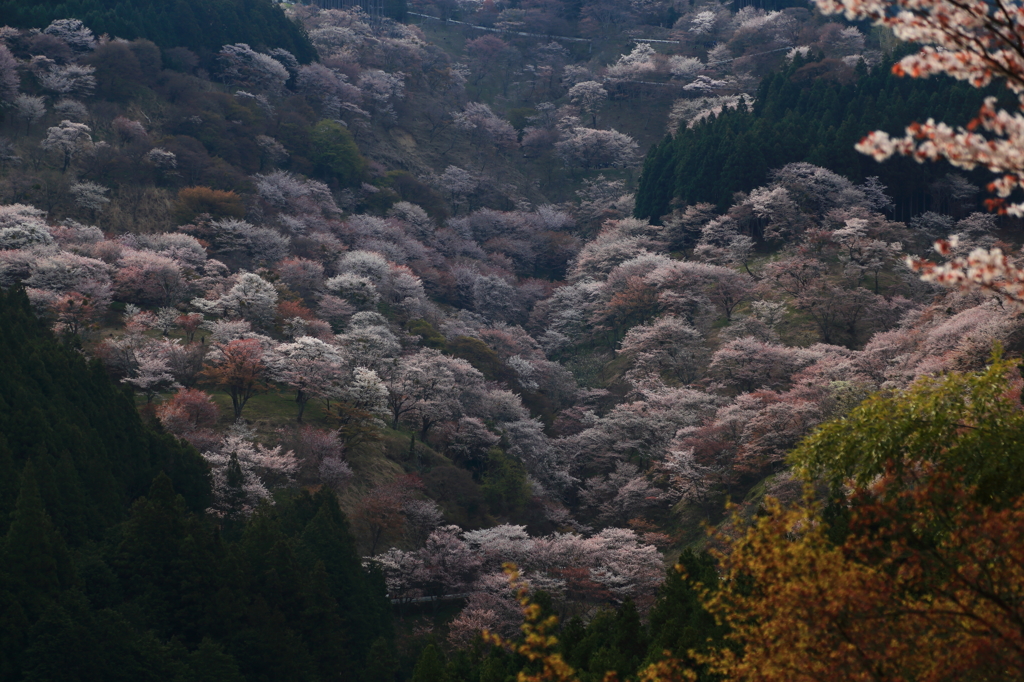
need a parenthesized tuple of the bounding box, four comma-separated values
(2, 2, 1024, 680)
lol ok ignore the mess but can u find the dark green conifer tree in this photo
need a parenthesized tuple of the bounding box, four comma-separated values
(188, 637, 245, 682)
(363, 637, 399, 682)
(412, 644, 449, 682)
(644, 550, 724, 678)
(3, 462, 74, 621)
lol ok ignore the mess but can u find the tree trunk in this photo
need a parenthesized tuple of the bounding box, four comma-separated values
(369, 526, 383, 557)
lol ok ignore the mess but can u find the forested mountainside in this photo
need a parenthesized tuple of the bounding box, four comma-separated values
(0, 0, 317, 63)
(3, 0, 1024, 680)
(635, 54, 1002, 217)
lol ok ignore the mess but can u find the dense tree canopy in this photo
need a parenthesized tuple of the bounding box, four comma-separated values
(0, 0, 316, 63)
(635, 56, 997, 218)
(0, 287, 211, 531)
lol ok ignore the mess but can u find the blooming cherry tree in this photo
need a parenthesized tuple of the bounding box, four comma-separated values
(194, 272, 279, 328)
(14, 95, 45, 134)
(381, 349, 476, 437)
(114, 249, 184, 306)
(43, 19, 95, 52)
(157, 387, 220, 449)
(38, 64, 96, 98)
(355, 476, 424, 556)
(40, 120, 93, 173)
(908, 233, 1024, 309)
(567, 81, 608, 127)
(273, 336, 347, 422)
(218, 43, 289, 91)
(556, 127, 640, 171)
(122, 343, 179, 404)
(339, 366, 389, 419)
(50, 291, 99, 337)
(203, 431, 297, 518)
(377, 523, 665, 634)
(618, 315, 706, 388)
(203, 338, 270, 419)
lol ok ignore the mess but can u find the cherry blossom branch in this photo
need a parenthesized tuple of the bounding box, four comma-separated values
(907, 237, 1024, 309)
(816, 0, 1024, 215)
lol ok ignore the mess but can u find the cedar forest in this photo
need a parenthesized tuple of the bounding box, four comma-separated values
(2, 0, 1024, 679)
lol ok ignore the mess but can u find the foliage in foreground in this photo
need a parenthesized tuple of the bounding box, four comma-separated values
(790, 352, 1024, 500)
(705, 472, 1024, 681)
(694, 358, 1024, 681)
